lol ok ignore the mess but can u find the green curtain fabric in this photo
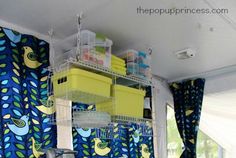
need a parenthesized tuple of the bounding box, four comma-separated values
(0, 26, 56, 158)
(170, 79, 205, 158)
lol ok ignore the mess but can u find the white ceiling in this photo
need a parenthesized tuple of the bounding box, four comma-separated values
(0, 0, 236, 80)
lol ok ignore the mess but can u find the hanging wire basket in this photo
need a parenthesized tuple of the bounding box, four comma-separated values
(72, 110, 111, 128)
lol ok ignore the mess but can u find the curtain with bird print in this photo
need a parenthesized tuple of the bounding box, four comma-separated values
(0, 26, 57, 158)
(170, 79, 205, 158)
(72, 103, 155, 158)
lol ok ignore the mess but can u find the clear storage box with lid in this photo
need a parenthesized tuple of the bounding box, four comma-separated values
(80, 30, 96, 64)
(95, 33, 112, 68)
(139, 63, 149, 78)
(55, 47, 78, 67)
(118, 49, 139, 76)
(80, 45, 96, 63)
(138, 51, 151, 66)
(79, 30, 112, 68)
(81, 30, 96, 46)
(118, 49, 138, 63)
(138, 51, 151, 79)
(126, 62, 139, 76)
(118, 49, 152, 79)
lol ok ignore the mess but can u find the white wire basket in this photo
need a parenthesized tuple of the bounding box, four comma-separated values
(111, 115, 153, 137)
(94, 124, 115, 139)
(47, 99, 111, 125)
(72, 110, 111, 128)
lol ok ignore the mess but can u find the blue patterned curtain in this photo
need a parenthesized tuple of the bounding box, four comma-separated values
(170, 79, 205, 158)
(0, 27, 57, 158)
(72, 103, 154, 158)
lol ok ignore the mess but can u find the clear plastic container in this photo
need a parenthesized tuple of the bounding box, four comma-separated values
(127, 62, 139, 75)
(95, 51, 104, 66)
(118, 49, 138, 63)
(145, 67, 152, 79)
(56, 47, 78, 66)
(80, 30, 96, 64)
(117, 50, 152, 79)
(80, 45, 96, 63)
(138, 51, 151, 66)
(81, 30, 96, 46)
(96, 33, 107, 45)
(138, 64, 152, 79)
(95, 38, 112, 68)
(80, 30, 112, 68)
(139, 64, 149, 77)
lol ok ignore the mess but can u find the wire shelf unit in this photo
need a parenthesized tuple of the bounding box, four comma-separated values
(111, 115, 152, 124)
(55, 90, 112, 105)
(52, 59, 152, 87)
(47, 59, 154, 138)
(71, 59, 152, 86)
(47, 15, 155, 141)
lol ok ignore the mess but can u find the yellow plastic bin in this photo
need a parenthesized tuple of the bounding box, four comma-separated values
(52, 68, 112, 103)
(111, 68, 126, 75)
(111, 60, 126, 67)
(111, 65, 126, 72)
(96, 85, 145, 118)
(111, 55, 125, 63)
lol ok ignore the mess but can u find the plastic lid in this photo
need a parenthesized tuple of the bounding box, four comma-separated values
(81, 30, 96, 35)
(117, 49, 138, 58)
(69, 68, 112, 84)
(52, 68, 112, 84)
(113, 85, 145, 96)
(126, 49, 138, 53)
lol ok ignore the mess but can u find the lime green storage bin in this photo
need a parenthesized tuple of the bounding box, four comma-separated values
(96, 85, 145, 118)
(52, 68, 112, 103)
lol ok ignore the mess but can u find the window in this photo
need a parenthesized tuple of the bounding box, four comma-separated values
(197, 130, 222, 158)
(167, 106, 182, 158)
(167, 105, 224, 158)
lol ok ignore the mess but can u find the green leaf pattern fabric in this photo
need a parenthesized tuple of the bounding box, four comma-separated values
(0, 26, 57, 158)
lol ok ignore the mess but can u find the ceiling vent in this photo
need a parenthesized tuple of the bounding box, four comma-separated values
(175, 48, 196, 60)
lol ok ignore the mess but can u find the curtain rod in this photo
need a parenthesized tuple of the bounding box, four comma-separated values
(168, 64, 236, 83)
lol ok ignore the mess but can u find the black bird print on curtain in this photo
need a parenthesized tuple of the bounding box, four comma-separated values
(170, 79, 205, 158)
(0, 26, 57, 157)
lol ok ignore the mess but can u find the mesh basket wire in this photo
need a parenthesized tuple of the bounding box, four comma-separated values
(72, 110, 111, 128)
